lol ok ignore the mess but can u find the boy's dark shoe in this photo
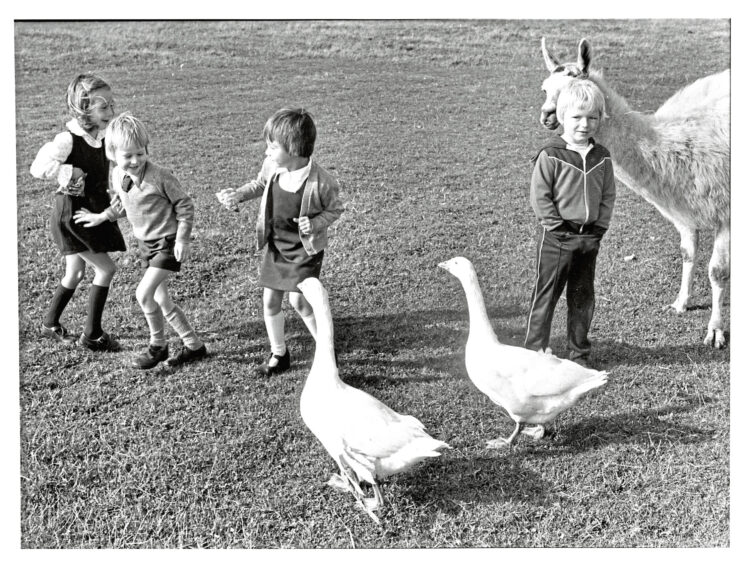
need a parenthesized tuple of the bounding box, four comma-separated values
(166, 344, 207, 367)
(134, 344, 169, 370)
(257, 349, 291, 376)
(41, 323, 77, 345)
(78, 331, 121, 352)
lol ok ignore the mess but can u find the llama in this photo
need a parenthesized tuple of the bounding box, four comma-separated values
(538, 38, 730, 349)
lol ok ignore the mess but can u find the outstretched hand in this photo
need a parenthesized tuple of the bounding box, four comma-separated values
(215, 188, 240, 211)
(73, 208, 106, 228)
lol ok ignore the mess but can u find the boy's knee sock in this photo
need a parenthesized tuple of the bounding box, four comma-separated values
(163, 305, 202, 350)
(300, 312, 317, 340)
(44, 284, 76, 328)
(143, 308, 166, 348)
(264, 312, 287, 356)
(84, 284, 110, 339)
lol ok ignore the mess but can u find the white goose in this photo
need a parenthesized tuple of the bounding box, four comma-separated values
(296, 277, 450, 523)
(438, 257, 609, 448)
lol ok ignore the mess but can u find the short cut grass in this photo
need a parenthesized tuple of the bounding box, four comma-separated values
(105, 112, 150, 161)
(262, 108, 316, 158)
(556, 78, 606, 121)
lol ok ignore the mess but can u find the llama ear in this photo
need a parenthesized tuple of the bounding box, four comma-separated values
(577, 38, 592, 74)
(541, 37, 562, 72)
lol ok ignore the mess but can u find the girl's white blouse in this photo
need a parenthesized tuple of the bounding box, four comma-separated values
(30, 119, 105, 188)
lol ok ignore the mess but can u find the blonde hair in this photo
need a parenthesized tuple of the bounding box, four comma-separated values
(104, 112, 150, 161)
(66, 73, 112, 131)
(556, 78, 606, 121)
(263, 108, 316, 158)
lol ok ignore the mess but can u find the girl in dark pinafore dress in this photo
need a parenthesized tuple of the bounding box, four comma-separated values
(217, 108, 344, 376)
(30, 73, 126, 351)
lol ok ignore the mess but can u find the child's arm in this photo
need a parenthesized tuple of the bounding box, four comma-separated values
(529, 151, 564, 230)
(162, 172, 195, 263)
(30, 131, 86, 195)
(73, 194, 126, 228)
(216, 159, 272, 210)
(301, 179, 344, 234)
(594, 159, 617, 235)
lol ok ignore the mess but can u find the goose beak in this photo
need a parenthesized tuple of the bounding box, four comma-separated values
(437, 261, 448, 271)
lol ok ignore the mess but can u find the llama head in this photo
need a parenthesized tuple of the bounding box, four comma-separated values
(540, 37, 592, 130)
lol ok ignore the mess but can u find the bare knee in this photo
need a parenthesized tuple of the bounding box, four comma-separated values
(62, 266, 86, 287)
(263, 290, 284, 316)
(135, 284, 156, 311)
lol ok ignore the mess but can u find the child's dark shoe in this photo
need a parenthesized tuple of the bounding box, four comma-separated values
(257, 349, 291, 376)
(41, 323, 77, 345)
(134, 344, 169, 370)
(166, 344, 207, 367)
(78, 331, 121, 352)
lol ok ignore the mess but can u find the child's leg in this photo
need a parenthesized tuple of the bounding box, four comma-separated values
(263, 288, 287, 366)
(566, 237, 600, 363)
(524, 229, 572, 352)
(289, 291, 317, 339)
(136, 267, 172, 345)
(79, 251, 117, 339)
(158, 279, 204, 351)
(44, 254, 86, 328)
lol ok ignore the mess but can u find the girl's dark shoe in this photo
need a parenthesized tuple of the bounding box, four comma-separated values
(41, 323, 77, 345)
(257, 349, 291, 376)
(166, 344, 207, 367)
(135, 344, 169, 370)
(78, 331, 121, 352)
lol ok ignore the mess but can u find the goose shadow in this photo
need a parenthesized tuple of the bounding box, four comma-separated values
(386, 452, 551, 515)
(524, 393, 720, 456)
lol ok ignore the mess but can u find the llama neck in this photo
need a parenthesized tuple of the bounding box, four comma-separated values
(461, 272, 498, 343)
(588, 71, 658, 169)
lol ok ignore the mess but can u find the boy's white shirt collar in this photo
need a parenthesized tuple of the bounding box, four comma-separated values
(275, 159, 312, 193)
(66, 118, 105, 147)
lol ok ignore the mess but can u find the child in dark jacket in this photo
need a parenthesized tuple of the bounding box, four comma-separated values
(524, 78, 616, 368)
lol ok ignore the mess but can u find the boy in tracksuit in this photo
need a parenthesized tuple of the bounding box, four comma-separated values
(524, 78, 616, 368)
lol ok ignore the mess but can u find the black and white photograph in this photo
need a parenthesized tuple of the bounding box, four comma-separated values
(7, 3, 740, 555)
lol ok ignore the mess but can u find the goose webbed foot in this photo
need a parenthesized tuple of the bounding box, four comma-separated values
(521, 424, 546, 440)
(327, 473, 353, 492)
(486, 421, 523, 449)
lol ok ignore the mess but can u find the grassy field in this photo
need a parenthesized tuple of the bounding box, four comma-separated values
(14, 20, 731, 548)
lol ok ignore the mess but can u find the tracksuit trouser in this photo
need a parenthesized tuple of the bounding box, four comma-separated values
(524, 227, 601, 362)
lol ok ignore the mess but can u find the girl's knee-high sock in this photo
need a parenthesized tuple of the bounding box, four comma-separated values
(143, 308, 167, 348)
(44, 284, 76, 328)
(163, 305, 203, 350)
(300, 312, 317, 340)
(264, 311, 287, 356)
(84, 284, 110, 339)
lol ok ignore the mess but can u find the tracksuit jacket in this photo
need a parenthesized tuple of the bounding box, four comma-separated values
(530, 135, 615, 234)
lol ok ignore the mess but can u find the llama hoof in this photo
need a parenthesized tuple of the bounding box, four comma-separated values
(665, 301, 688, 314)
(704, 329, 727, 349)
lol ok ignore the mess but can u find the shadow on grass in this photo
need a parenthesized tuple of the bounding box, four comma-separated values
(529, 393, 719, 456)
(198, 302, 727, 375)
(392, 453, 550, 514)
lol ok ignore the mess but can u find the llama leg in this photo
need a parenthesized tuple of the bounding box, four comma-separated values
(668, 224, 698, 313)
(704, 227, 729, 348)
